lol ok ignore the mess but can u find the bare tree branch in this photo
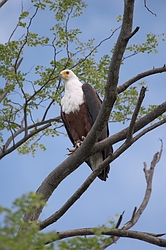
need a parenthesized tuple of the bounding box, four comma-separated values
(117, 65, 166, 94)
(124, 26, 140, 40)
(115, 211, 125, 229)
(144, 0, 157, 16)
(126, 86, 146, 141)
(0, 0, 8, 8)
(42, 100, 55, 121)
(44, 228, 166, 247)
(94, 101, 166, 154)
(100, 141, 163, 248)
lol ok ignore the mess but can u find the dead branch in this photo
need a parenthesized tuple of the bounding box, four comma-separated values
(117, 65, 166, 94)
(94, 102, 166, 154)
(124, 26, 140, 41)
(100, 141, 163, 248)
(43, 228, 166, 247)
(132, 118, 166, 144)
(144, 0, 157, 16)
(126, 86, 146, 141)
(115, 211, 125, 229)
(125, 142, 163, 227)
(0, 0, 8, 8)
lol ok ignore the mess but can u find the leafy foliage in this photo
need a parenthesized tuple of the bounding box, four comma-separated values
(59, 235, 112, 250)
(58, 217, 119, 249)
(0, 193, 55, 250)
(125, 33, 164, 55)
(0, 193, 119, 249)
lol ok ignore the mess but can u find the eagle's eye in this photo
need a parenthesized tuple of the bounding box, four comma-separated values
(66, 71, 69, 75)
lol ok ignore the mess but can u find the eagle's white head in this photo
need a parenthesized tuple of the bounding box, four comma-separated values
(60, 69, 78, 82)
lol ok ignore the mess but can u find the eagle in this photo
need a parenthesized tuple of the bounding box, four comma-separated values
(60, 69, 112, 181)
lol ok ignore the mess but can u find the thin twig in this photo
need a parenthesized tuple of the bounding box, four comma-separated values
(42, 99, 55, 121)
(72, 26, 121, 69)
(65, 7, 74, 59)
(0, 58, 23, 102)
(144, 0, 157, 16)
(115, 211, 125, 229)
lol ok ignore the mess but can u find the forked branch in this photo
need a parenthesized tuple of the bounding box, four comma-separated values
(100, 141, 163, 248)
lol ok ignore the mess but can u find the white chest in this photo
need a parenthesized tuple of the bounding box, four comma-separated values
(61, 84, 84, 114)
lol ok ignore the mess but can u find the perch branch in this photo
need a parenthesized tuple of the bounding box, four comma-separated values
(44, 228, 166, 247)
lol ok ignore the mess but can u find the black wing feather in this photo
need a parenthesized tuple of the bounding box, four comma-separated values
(82, 83, 113, 181)
(82, 84, 101, 125)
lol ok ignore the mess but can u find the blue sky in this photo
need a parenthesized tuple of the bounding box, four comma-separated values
(0, 1, 166, 249)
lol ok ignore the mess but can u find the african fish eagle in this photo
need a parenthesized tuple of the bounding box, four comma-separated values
(60, 69, 112, 181)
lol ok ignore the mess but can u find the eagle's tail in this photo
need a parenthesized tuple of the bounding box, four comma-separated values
(87, 152, 110, 181)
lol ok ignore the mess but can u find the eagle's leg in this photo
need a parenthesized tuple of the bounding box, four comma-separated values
(67, 136, 86, 155)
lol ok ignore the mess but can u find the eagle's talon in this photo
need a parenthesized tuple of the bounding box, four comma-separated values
(81, 136, 86, 141)
(66, 138, 85, 155)
(66, 147, 77, 155)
